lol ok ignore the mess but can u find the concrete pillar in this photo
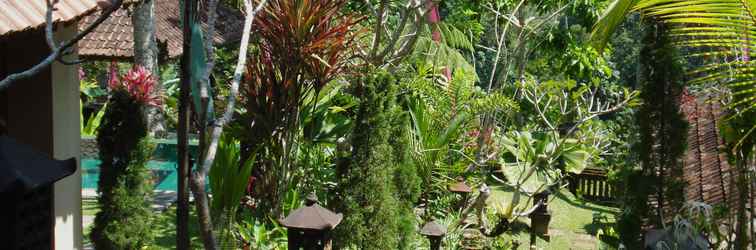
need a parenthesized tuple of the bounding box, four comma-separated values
(52, 23, 83, 250)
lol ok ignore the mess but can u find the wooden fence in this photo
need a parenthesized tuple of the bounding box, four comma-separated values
(567, 167, 617, 202)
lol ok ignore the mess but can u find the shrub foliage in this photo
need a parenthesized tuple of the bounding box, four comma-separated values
(334, 72, 421, 249)
(91, 70, 155, 249)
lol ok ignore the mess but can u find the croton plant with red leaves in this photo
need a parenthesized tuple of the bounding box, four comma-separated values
(108, 62, 161, 107)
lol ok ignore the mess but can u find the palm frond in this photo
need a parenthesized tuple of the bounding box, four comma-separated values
(638, 0, 756, 115)
(591, 0, 639, 51)
(594, 0, 756, 124)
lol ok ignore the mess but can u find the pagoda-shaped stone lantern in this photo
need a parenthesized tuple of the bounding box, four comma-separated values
(420, 221, 447, 250)
(448, 177, 472, 209)
(0, 136, 77, 249)
(529, 190, 551, 235)
(279, 193, 343, 250)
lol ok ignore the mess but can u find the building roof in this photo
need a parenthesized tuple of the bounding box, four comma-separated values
(78, 0, 244, 59)
(0, 0, 99, 36)
(680, 90, 740, 211)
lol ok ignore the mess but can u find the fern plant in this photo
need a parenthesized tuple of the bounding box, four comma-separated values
(403, 66, 518, 218)
(410, 25, 478, 82)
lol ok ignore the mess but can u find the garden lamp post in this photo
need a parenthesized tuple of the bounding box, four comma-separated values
(529, 190, 552, 235)
(448, 177, 472, 209)
(420, 221, 446, 250)
(279, 193, 343, 250)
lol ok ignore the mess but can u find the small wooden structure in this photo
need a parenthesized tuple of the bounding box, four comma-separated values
(420, 221, 446, 250)
(279, 193, 343, 250)
(567, 167, 616, 202)
(529, 190, 551, 235)
(0, 136, 77, 249)
(448, 177, 472, 209)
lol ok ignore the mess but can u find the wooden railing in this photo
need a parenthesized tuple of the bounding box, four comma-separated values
(567, 167, 617, 202)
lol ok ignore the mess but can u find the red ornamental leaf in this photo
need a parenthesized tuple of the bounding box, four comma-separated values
(116, 65, 162, 107)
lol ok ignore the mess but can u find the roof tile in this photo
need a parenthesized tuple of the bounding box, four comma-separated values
(0, 0, 98, 36)
(79, 0, 244, 59)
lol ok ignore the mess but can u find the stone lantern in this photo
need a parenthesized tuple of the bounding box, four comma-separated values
(448, 177, 472, 208)
(528, 190, 551, 235)
(0, 136, 77, 249)
(420, 221, 446, 250)
(279, 193, 343, 250)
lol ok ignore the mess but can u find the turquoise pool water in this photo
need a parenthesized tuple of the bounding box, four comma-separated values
(82, 158, 179, 191)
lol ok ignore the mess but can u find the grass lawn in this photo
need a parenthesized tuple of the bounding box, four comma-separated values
(147, 205, 204, 249)
(83, 201, 203, 249)
(82, 199, 99, 216)
(487, 185, 619, 249)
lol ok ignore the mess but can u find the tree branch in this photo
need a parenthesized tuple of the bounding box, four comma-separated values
(369, 0, 388, 58)
(198, 0, 265, 180)
(200, 0, 220, 112)
(375, 3, 412, 62)
(188, 0, 267, 248)
(385, 3, 427, 65)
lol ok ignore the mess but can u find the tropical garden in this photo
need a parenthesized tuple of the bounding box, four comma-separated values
(3, 0, 755, 248)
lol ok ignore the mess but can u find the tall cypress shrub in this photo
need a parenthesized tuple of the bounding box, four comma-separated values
(91, 66, 159, 249)
(619, 20, 687, 248)
(334, 71, 420, 249)
(391, 98, 422, 249)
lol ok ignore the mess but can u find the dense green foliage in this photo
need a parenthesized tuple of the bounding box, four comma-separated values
(91, 89, 154, 249)
(334, 72, 421, 249)
(208, 134, 255, 248)
(593, 0, 756, 246)
(617, 21, 687, 248)
(236, 0, 360, 217)
(72, 0, 756, 248)
(722, 111, 756, 249)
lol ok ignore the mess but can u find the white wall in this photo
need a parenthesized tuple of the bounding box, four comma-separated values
(52, 23, 83, 250)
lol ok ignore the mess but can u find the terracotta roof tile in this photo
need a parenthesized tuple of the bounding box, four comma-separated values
(680, 90, 742, 210)
(79, 0, 244, 59)
(0, 0, 98, 36)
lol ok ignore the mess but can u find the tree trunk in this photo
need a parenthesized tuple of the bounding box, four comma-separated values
(132, 0, 158, 75)
(191, 174, 217, 250)
(176, 0, 193, 247)
(734, 150, 750, 250)
(132, 0, 165, 136)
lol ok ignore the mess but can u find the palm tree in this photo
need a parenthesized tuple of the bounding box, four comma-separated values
(592, 0, 756, 126)
(591, 0, 755, 248)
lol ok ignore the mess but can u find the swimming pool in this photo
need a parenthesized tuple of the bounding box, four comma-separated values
(80, 137, 200, 192)
(81, 158, 179, 191)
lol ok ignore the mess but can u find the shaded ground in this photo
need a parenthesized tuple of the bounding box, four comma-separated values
(82, 190, 194, 249)
(487, 185, 619, 249)
(147, 205, 204, 249)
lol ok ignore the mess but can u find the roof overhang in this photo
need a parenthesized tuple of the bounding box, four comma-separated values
(0, 0, 100, 37)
